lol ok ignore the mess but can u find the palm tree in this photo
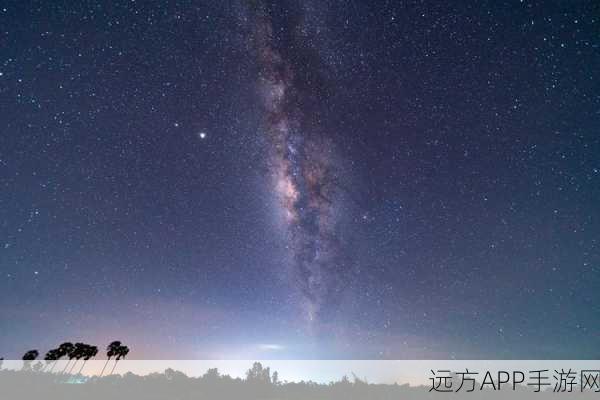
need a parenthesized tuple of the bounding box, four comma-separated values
(22, 350, 39, 360)
(77, 345, 98, 375)
(48, 353, 60, 373)
(109, 345, 129, 376)
(42, 349, 59, 372)
(99, 341, 121, 377)
(49, 342, 73, 373)
(22, 349, 39, 371)
(60, 343, 78, 374)
(67, 343, 87, 374)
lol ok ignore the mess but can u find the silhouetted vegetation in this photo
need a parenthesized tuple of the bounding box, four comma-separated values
(3, 340, 127, 377)
(2, 345, 596, 399)
(1, 361, 595, 400)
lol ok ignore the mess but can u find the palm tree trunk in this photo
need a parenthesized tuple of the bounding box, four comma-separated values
(67, 359, 78, 375)
(77, 360, 88, 375)
(99, 357, 111, 377)
(109, 359, 119, 376)
(49, 360, 59, 373)
(61, 359, 71, 374)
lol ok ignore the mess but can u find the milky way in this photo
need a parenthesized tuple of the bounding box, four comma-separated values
(250, 2, 346, 324)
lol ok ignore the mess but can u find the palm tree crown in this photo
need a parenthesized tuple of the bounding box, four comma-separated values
(22, 350, 39, 360)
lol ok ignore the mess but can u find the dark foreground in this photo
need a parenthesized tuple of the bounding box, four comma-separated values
(0, 366, 597, 400)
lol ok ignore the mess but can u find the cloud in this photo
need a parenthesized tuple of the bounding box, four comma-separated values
(258, 343, 285, 351)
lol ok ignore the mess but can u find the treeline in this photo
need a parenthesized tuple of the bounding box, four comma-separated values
(0, 362, 581, 400)
(3, 340, 129, 377)
(0, 362, 431, 400)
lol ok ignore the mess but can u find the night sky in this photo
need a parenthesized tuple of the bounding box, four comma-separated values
(1, 0, 599, 360)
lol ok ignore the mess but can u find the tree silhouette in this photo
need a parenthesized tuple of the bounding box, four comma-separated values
(22, 350, 39, 360)
(203, 368, 220, 381)
(165, 367, 188, 381)
(48, 343, 74, 373)
(109, 344, 129, 376)
(60, 343, 78, 374)
(99, 341, 121, 377)
(246, 362, 271, 383)
(69, 343, 92, 374)
(42, 349, 60, 372)
(77, 345, 98, 375)
(67, 343, 88, 374)
(22, 350, 39, 371)
(57, 342, 74, 356)
(32, 361, 44, 372)
(9, 341, 124, 378)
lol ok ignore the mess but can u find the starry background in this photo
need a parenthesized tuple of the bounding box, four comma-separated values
(1, 0, 599, 360)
